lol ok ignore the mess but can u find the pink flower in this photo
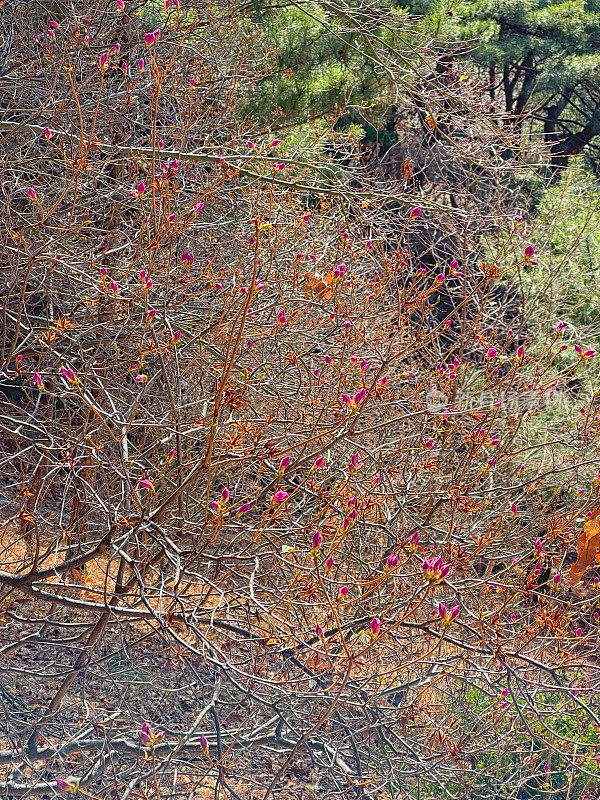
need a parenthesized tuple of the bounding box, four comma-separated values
(312, 455, 324, 471)
(135, 181, 146, 196)
(117, 0, 125, 10)
(553, 573, 561, 585)
(33, 372, 44, 389)
(55, 777, 79, 793)
(110, 280, 118, 294)
(139, 478, 155, 491)
(338, 585, 349, 600)
(277, 309, 286, 325)
(194, 201, 205, 214)
(316, 622, 324, 637)
(524, 245, 535, 260)
(199, 734, 209, 755)
(44, 127, 52, 140)
(556, 320, 565, 333)
(27, 187, 37, 201)
(486, 347, 497, 359)
(99, 52, 109, 71)
(424, 440, 433, 450)
(410, 207, 421, 219)
(139, 57, 145, 71)
(144, 32, 155, 46)
(439, 602, 459, 626)
(279, 456, 290, 474)
(173, 330, 181, 342)
(181, 252, 194, 265)
(409, 531, 420, 551)
(534, 538, 543, 555)
(423, 556, 450, 584)
(370, 617, 381, 636)
(140, 722, 164, 746)
(575, 627, 583, 637)
(270, 139, 281, 147)
(325, 555, 333, 571)
(60, 366, 76, 383)
(348, 452, 364, 474)
(510, 503, 517, 516)
(583, 349, 596, 359)
(387, 553, 398, 569)
(312, 530, 322, 549)
(516, 345, 525, 359)
(271, 490, 289, 504)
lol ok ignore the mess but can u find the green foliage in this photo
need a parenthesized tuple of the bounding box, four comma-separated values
(244, 0, 422, 128)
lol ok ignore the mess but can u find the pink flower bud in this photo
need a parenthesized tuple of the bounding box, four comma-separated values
(516, 345, 525, 359)
(325, 555, 333, 571)
(312, 530, 322, 549)
(486, 347, 497, 359)
(277, 309, 286, 325)
(316, 622, 324, 637)
(556, 320, 565, 332)
(60, 366, 76, 383)
(144, 32, 155, 46)
(279, 456, 290, 472)
(313, 455, 324, 471)
(553, 573, 561, 585)
(271, 490, 289, 504)
(221, 487, 230, 503)
(339, 585, 349, 599)
(410, 207, 421, 219)
(199, 734, 209, 755)
(387, 553, 398, 569)
(270, 139, 281, 147)
(370, 617, 381, 636)
(139, 478, 154, 491)
(27, 187, 37, 200)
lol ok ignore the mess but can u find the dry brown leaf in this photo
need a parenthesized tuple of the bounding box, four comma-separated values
(302, 271, 334, 300)
(569, 507, 600, 583)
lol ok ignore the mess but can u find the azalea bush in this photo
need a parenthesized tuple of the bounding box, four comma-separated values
(1, 1, 600, 799)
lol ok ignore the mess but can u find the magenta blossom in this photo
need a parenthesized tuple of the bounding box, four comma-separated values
(279, 455, 290, 473)
(312, 455, 325, 472)
(370, 617, 381, 636)
(271, 490, 289, 504)
(312, 530, 322, 549)
(439, 602, 459, 626)
(423, 556, 451, 584)
(387, 553, 399, 569)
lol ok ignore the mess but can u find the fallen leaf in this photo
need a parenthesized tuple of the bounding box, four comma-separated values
(569, 507, 600, 583)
